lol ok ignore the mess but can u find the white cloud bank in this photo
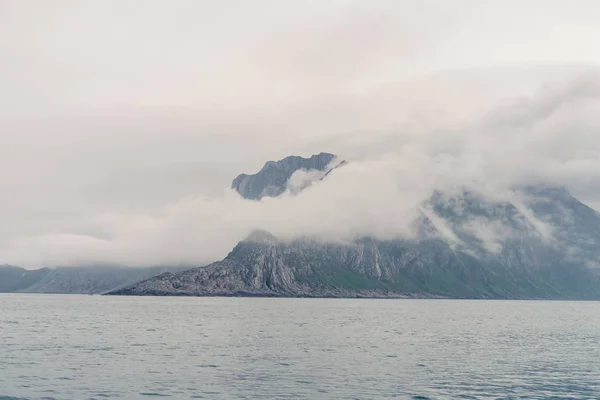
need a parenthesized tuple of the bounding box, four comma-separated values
(2, 1, 600, 267)
(4, 72, 600, 267)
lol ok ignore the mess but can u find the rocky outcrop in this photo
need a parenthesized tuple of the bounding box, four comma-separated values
(231, 152, 337, 200)
(110, 237, 414, 298)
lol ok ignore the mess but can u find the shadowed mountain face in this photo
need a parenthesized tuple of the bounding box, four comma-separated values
(0, 265, 51, 293)
(231, 152, 336, 200)
(112, 153, 600, 299)
(0, 265, 190, 294)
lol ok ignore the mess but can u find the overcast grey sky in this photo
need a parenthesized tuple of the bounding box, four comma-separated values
(2, 0, 600, 267)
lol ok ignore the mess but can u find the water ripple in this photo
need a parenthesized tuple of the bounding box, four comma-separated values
(1, 294, 599, 399)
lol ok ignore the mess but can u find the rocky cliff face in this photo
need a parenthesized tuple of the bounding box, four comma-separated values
(231, 152, 337, 200)
(110, 227, 600, 299)
(111, 153, 600, 299)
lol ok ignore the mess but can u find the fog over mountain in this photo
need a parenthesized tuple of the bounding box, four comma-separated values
(2, 1, 600, 268)
(111, 153, 600, 299)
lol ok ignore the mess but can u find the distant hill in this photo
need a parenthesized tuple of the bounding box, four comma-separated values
(111, 153, 600, 299)
(0, 265, 190, 294)
(0, 265, 51, 293)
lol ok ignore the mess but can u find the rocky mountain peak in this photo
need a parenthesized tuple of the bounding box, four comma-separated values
(232, 152, 337, 200)
(242, 229, 278, 244)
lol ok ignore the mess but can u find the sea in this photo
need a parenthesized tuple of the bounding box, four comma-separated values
(1, 294, 599, 399)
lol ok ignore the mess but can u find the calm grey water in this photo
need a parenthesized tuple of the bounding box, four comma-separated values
(1, 295, 600, 400)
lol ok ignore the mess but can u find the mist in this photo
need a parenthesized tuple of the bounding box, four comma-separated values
(2, 1, 600, 267)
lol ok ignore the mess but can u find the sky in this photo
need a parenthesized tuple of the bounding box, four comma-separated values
(2, 0, 600, 267)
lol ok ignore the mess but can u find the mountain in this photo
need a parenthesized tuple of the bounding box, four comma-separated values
(0, 265, 51, 293)
(110, 153, 600, 299)
(0, 265, 190, 294)
(109, 211, 600, 299)
(231, 152, 337, 200)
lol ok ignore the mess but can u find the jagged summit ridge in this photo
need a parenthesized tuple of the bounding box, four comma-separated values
(232, 152, 337, 200)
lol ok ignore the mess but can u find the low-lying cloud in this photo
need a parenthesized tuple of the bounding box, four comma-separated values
(3, 71, 600, 267)
(4, 1, 600, 267)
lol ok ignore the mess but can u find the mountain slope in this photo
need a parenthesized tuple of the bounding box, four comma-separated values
(110, 232, 600, 299)
(0, 265, 51, 293)
(111, 152, 600, 299)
